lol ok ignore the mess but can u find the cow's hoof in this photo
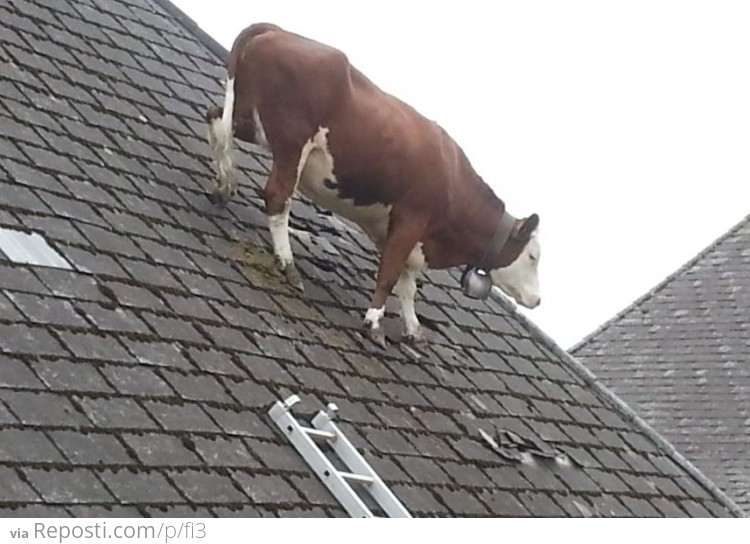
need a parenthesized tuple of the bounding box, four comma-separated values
(365, 326, 387, 349)
(209, 186, 232, 206)
(284, 264, 305, 292)
(403, 330, 426, 346)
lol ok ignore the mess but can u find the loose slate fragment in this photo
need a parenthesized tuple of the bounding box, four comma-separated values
(0, 228, 71, 269)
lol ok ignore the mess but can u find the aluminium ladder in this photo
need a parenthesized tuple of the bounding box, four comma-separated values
(268, 395, 412, 518)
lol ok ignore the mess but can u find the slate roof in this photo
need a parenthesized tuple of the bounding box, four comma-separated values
(572, 214, 750, 513)
(0, 0, 742, 518)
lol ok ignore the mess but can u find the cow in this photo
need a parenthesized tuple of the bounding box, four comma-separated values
(205, 23, 541, 346)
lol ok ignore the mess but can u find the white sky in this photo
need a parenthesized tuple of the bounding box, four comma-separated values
(173, 0, 750, 348)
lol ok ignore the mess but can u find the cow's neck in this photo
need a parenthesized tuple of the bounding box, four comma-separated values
(429, 179, 510, 270)
(459, 188, 508, 269)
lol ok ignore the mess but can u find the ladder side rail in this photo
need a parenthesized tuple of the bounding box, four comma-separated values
(312, 411, 412, 518)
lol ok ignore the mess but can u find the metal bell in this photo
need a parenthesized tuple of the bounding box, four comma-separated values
(462, 268, 493, 299)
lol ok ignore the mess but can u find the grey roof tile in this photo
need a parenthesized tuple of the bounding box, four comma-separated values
(160, 370, 233, 403)
(5, 159, 69, 193)
(590, 493, 633, 517)
(391, 484, 447, 515)
(0, 428, 65, 463)
(650, 497, 690, 518)
(619, 496, 662, 517)
(143, 401, 218, 433)
(140, 313, 205, 344)
(100, 365, 174, 397)
(27, 268, 102, 299)
(0, 324, 67, 357)
(168, 469, 247, 504)
(124, 340, 192, 370)
(77, 396, 157, 430)
(518, 492, 567, 517)
(100, 468, 183, 504)
(0, 355, 45, 389)
(57, 331, 131, 362)
(185, 347, 243, 377)
(232, 472, 301, 505)
(0, 265, 48, 293)
(50, 430, 133, 466)
(364, 428, 419, 456)
(244, 438, 310, 473)
(3, 390, 89, 427)
(61, 247, 131, 278)
(32, 359, 113, 393)
(408, 433, 460, 461)
(0, 0, 738, 518)
(23, 468, 114, 504)
(224, 379, 276, 409)
(122, 433, 201, 467)
(0, 467, 40, 502)
(478, 489, 531, 517)
(98, 281, 167, 311)
(204, 407, 274, 439)
(192, 436, 261, 469)
(77, 303, 149, 334)
(394, 456, 452, 485)
(435, 487, 489, 516)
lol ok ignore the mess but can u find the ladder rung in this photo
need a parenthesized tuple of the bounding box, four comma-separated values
(338, 471, 374, 485)
(301, 427, 336, 441)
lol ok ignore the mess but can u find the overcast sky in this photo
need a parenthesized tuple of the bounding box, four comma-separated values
(173, 0, 750, 348)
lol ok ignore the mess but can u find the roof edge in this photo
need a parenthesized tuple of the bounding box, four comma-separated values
(570, 212, 750, 354)
(490, 289, 746, 518)
(152, 0, 229, 63)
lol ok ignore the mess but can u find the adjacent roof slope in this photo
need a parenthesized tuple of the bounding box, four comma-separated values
(573, 214, 750, 513)
(0, 0, 741, 517)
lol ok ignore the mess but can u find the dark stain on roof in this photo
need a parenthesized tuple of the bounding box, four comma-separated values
(0, 0, 742, 517)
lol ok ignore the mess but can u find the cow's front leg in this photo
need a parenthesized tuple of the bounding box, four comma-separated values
(394, 270, 423, 343)
(364, 215, 426, 347)
(264, 158, 304, 291)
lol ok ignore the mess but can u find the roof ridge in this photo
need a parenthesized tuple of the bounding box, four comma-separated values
(570, 211, 750, 354)
(489, 289, 746, 517)
(151, 0, 229, 63)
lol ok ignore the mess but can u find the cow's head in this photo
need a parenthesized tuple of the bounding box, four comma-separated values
(490, 214, 541, 309)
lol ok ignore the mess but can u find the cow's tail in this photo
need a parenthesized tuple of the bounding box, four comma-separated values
(206, 23, 279, 203)
(206, 71, 237, 202)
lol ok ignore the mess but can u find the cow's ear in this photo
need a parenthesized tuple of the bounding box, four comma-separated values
(523, 213, 539, 234)
(512, 214, 539, 239)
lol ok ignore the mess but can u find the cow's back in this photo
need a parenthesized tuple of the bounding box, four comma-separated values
(237, 26, 470, 243)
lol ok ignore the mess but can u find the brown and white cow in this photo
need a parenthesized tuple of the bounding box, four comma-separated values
(206, 23, 541, 345)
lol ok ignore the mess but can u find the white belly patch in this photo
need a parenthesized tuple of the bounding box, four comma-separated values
(296, 127, 392, 244)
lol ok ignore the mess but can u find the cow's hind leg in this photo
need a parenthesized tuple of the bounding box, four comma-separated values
(264, 153, 307, 291)
(364, 214, 427, 347)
